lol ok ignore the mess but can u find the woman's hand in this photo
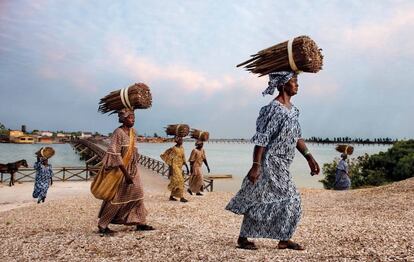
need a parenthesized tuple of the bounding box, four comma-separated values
(247, 164, 261, 184)
(306, 156, 320, 176)
(125, 173, 134, 184)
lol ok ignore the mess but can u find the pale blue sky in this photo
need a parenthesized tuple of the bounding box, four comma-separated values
(1, 0, 413, 138)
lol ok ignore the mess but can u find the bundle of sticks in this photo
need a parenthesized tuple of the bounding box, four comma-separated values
(165, 124, 190, 137)
(98, 83, 152, 114)
(35, 147, 55, 159)
(335, 145, 354, 155)
(237, 35, 323, 76)
(190, 129, 210, 142)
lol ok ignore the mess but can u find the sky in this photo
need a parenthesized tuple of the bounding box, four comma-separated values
(0, 0, 413, 139)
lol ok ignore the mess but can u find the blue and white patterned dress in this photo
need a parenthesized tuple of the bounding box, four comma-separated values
(226, 100, 302, 240)
(334, 159, 350, 190)
(32, 161, 54, 201)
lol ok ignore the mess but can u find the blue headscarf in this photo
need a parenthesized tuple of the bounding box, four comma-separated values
(262, 71, 295, 96)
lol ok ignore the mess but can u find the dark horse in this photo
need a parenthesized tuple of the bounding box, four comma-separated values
(0, 159, 28, 186)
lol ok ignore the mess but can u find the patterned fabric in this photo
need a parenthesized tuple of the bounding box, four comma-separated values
(189, 148, 206, 193)
(262, 71, 295, 96)
(225, 100, 302, 241)
(161, 146, 186, 198)
(334, 159, 351, 190)
(32, 161, 54, 201)
(98, 127, 147, 228)
(117, 108, 134, 123)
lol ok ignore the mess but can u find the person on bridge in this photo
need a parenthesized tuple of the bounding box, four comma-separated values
(161, 136, 190, 202)
(188, 140, 210, 196)
(225, 71, 320, 250)
(97, 108, 154, 235)
(32, 156, 54, 204)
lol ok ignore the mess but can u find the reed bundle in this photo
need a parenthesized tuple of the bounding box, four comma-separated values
(36, 147, 55, 159)
(335, 145, 354, 155)
(190, 129, 209, 142)
(237, 35, 323, 76)
(98, 83, 152, 114)
(165, 124, 190, 137)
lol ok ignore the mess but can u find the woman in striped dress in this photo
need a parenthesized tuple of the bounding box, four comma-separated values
(97, 108, 154, 235)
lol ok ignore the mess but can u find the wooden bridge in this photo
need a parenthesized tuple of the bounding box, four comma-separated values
(70, 138, 216, 192)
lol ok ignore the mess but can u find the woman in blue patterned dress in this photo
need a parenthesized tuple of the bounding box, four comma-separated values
(32, 157, 54, 204)
(334, 153, 351, 190)
(226, 71, 320, 250)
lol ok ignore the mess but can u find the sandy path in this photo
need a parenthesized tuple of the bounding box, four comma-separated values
(0, 167, 168, 212)
(0, 178, 412, 261)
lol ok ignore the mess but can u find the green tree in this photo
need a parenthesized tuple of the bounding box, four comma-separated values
(320, 140, 414, 189)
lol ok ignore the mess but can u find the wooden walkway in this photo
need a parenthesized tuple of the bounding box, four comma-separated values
(71, 138, 216, 192)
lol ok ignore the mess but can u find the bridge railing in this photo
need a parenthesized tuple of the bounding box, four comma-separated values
(137, 154, 214, 192)
(71, 139, 215, 192)
(0, 166, 100, 183)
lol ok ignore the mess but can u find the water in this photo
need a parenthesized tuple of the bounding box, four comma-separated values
(0, 142, 391, 191)
(137, 142, 391, 191)
(0, 143, 84, 167)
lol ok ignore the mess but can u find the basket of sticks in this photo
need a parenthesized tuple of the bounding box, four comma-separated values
(190, 129, 209, 142)
(35, 147, 55, 159)
(237, 35, 323, 76)
(98, 83, 152, 114)
(335, 145, 354, 155)
(165, 124, 190, 137)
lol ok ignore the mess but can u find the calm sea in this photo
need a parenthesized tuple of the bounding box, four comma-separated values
(139, 142, 390, 191)
(0, 142, 390, 192)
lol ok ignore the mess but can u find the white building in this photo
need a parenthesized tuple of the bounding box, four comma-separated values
(40, 131, 53, 137)
(80, 132, 93, 138)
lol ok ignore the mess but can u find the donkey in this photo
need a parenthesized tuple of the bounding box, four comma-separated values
(0, 159, 29, 186)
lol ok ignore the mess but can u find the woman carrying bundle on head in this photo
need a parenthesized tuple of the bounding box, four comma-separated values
(225, 71, 320, 251)
(334, 145, 353, 190)
(95, 109, 155, 235)
(33, 147, 55, 204)
(93, 83, 154, 236)
(188, 140, 210, 196)
(161, 125, 190, 202)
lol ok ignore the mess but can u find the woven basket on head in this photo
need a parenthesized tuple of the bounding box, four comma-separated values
(165, 124, 190, 137)
(98, 83, 152, 114)
(190, 129, 209, 142)
(335, 145, 354, 155)
(237, 35, 323, 76)
(36, 147, 55, 159)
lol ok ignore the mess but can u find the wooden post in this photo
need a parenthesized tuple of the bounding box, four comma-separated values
(86, 164, 89, 181)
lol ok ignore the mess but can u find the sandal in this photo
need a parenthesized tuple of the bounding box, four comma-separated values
(187, 189, 193, 195)
(180, 198, 188, 203)
(196, 192, 203, 196)
(98, 226, 115, 236)
(169, 196, 177, 201)
(136, 224, 155, 231)
(237, 237, 258, 250)
(278, 240, 305, 251)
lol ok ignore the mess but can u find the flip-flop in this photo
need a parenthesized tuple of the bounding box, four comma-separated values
(136, 224, 155, 231)
(169, 196, 177, 201)
(98, 226, 115, 237)
(278, 241, 305, 251)
(237, 240, 258, 250)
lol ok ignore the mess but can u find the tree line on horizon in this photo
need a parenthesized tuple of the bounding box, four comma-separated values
(305, 136, 397, 144)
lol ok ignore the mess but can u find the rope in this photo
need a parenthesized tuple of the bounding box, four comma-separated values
(287, 38, 299, 72)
